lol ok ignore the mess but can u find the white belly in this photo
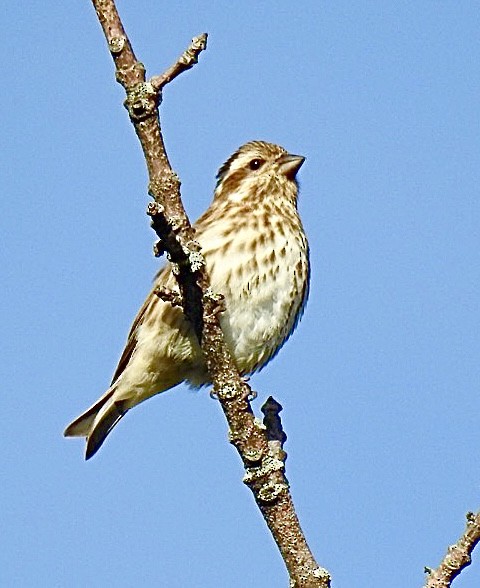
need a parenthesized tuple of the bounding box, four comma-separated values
(208, 231, 308, 374)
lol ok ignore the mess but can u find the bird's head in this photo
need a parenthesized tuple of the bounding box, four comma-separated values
(214, 141, 305, 208)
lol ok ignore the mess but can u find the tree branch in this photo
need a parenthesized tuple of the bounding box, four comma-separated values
(89, 1, 329, 585)
(423, 511, 480, 588)
(150, 33, 208, 91)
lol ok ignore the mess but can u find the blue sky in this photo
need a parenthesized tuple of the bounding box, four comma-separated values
(2, 2, 480, 587)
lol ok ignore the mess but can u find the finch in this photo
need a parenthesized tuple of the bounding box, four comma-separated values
(64, 141, 309, 459)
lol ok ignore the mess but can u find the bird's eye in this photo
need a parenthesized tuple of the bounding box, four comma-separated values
(249, 158, 264, 171)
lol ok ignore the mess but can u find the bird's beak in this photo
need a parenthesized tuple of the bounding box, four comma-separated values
(278, 153, 305, 179)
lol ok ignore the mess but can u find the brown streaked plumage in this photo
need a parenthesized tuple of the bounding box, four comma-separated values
(64, 141, 310, 459)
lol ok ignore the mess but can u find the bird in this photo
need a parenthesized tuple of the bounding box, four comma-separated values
(64, 141, 310, 459)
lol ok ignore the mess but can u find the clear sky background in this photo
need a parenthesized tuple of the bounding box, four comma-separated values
(2, 2, 479, 587)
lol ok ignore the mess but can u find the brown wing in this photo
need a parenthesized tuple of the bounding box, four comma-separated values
(110, 266, 170, 385)
(109, 207, 220, 386)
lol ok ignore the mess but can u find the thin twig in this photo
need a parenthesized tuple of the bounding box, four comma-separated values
(424, 511, 480, 588)
(89, 2, 329, 585)
(150, 33, 208, 91)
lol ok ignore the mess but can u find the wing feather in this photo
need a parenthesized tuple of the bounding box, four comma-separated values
(110, 266, 170, 385)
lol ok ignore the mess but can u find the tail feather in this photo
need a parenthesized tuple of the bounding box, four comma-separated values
(85, 399, 128, 460)
(64, 388, 116, 438)
(64, 387, 128, 460)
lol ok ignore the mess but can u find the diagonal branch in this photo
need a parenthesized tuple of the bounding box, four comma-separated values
(89, 1, 329, 586)
(423, 511, 480, 588)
